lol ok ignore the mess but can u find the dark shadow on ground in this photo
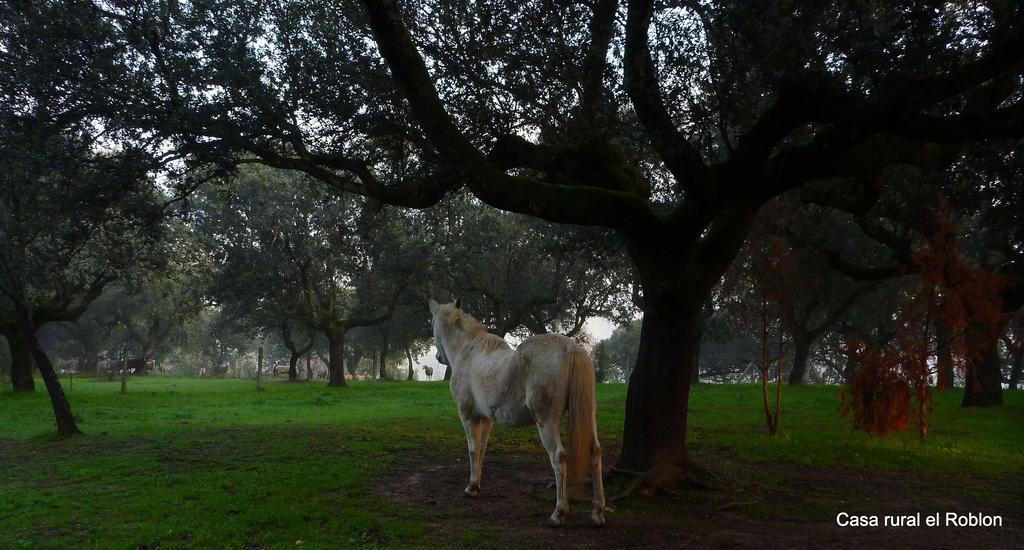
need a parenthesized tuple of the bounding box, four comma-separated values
(381, 444, 1023, 549)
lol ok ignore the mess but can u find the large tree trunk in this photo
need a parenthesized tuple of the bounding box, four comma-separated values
(787, 332, 810, 386)
(6, 330, 36, 392)
(288, 352, 300, 382)
(616, 236, 709, 478)
(326, 327, 348, 387)
(962, 337, 1003, 407)
(21, 322, 81, 436)
(618, 294, 701, 476)
(405, 348, 414, 381)
(935, 321, 955, 389)
(378, 347, 389, 380)
(615, 226, 746, 484)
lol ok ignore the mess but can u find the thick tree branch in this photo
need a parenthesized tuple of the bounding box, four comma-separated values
(623, 0, 710, 197)
(579, 0, 620, 128)
(695, 202, 760, 282)
(896, 101, 1024, 143)
(360, 0, 658, 236)
(855, 218, 914, 261)
(807, 286, 873, 340)
(897, 10, 1024, 108)
(820, 249, 907, 283)
(733, 9, 1024, 183)
(35, 273, 117, 325)
(342, 308, 392, 330)
(237, 144, 453, 209)
(360, 0, 489, 169)
(730, 72, 837, 173)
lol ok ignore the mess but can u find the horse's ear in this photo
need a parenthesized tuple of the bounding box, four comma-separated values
(428, 299, 439, 315)
(453, 297, 462, 310)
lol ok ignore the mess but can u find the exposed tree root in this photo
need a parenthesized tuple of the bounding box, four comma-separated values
(607, 456, 737, 503)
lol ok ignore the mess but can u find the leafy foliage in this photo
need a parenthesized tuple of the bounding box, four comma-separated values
(842, 211, 1008, 439)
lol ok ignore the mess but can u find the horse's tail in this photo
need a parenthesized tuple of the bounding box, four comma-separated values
(566, 343, 598, 485)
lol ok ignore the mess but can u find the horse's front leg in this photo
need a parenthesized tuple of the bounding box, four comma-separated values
(460, 416, 490, 497)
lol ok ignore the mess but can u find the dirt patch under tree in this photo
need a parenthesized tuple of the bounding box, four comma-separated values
(381, 444, 1022, 548)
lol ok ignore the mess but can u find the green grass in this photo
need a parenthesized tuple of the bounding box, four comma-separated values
(1, 377, 1021, 548)
(686, 383, 1024, 476)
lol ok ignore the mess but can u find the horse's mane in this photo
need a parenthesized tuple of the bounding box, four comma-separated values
(442, 306, 510, 353)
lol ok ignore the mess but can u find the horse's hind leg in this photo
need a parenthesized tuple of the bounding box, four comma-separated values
(461, 416, 487, 497)
(590, 433, 606, 526)
(478, 417, 494, 481)
(536, 420, 568, 526)
(471, 417, 495, 496)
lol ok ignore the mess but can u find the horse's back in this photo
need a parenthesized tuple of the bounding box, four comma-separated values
(517, 333, 585, 415)
(459, 333, 584, 426)
(518, 333, 580, 371)
(456, 347, 528, 424)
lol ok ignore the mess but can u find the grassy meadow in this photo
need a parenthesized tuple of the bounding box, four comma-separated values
(1, 377, 1021, 548)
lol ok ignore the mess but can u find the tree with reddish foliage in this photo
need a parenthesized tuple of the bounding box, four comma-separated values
(842, 213, 1007, 440)
(720, 223, 801, 435)
(842, 341, 913, 436)
(917, 216, 1008, 407)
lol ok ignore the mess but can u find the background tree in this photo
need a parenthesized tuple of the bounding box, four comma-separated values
(107, 227, 209, 374)
(278, 320, 315, 382)
(945, 140, 1024, 403)
(194, 166, 426, 387)
(842, 212, 1008, 440)
(594, 321, 642, 384)
(591, 340, 613, 384)
(0, 115, 164, 434)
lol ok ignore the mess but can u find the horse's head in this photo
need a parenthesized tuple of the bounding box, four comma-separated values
(428, 298, 461, 365)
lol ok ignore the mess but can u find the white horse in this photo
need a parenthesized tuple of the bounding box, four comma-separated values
(429, 299, 606, 526)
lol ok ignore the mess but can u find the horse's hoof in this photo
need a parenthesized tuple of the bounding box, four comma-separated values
(546, 516, 563, 528)
(463, 486, 480, 498)
(591, 510, 606, 527)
